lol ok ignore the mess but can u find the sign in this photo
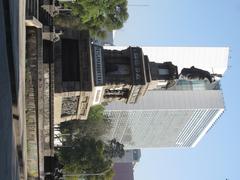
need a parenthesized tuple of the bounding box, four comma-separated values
(93, 86, 103, 105)
(92, 45, 104, 85)
(132, 48, 144, 84)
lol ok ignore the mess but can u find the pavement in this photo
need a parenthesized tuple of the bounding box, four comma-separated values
(0, 1, 19, 179)
(0, 0, 26, 179)
(18, 0, 27, 179)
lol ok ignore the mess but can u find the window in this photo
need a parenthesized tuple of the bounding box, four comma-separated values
(158, 68, 169, 75)
(174, 79, 210, 90)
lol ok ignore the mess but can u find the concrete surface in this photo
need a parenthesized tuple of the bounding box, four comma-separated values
(0, 1, 19, 179)
(0, 0, 26, 179)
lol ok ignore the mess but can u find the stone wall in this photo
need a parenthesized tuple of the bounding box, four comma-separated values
(43, 63, 50, 155)
(25, 27, 39, 178)
(25, 26, 45, 179)
(42, 40, 54, 156)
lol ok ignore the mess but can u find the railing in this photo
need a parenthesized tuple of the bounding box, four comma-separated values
(39, 7, 54, 31)
(26, 0, 38, 18)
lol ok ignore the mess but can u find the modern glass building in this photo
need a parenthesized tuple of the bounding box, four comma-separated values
(101, 46, 229, 149)
(103, 90, 224, 149)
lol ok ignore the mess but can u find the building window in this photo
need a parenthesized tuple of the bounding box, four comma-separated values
(106, 64, 130, 75)
(173, 79, 211, 90)
(62, 39, 80, 81)
(158, 68, 169, 75)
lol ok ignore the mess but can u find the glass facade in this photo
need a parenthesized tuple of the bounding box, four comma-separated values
(103, 90, 224, 149)
(152, 79, 221, 91)
(170, 79, 221, 90)
(175, 109, 220, 147)
(103, 109, 222, 148)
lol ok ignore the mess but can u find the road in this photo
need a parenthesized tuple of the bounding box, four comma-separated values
(0, 0, 26, 179)
(0, 1, 19, 177)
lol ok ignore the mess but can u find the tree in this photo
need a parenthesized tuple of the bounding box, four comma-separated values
(87, 104, 105, 122)
(56, 105, 124, 178)
(59, 105, 111, 139)
(56, 137, 124, 178)
(54, 0, 129, 38)
(57, 137, 112, 174)
(104, 139, 125, 159)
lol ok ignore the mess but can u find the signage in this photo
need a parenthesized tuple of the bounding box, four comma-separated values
(132, 48, 144, 84)
(92, 45, 104, 85)
(93, 86, 103, 105)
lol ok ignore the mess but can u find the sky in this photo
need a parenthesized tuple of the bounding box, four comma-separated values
(114, 0, 240, 180)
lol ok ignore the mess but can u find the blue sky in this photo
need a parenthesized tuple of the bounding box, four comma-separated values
(114, 0, 240, 180)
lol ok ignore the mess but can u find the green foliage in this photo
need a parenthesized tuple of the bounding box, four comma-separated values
(87, 105, 104, 121)
(56, 105, 124, 179)
(105, 139, 125, 159)
(56, 137, 123, 178)
(103, 168, 115, 180)
(59, 105, 111, 138)
(57, 137, 112, 174)
(65, 177, 79, 180)
(54, 0, 129, 38)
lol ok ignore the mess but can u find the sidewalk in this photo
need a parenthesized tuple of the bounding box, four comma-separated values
(0, 0, 20, 179)
(0, 0, 26, 179)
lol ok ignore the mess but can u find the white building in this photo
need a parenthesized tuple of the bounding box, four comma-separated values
(102, 46, 229, 149)
(103, 90, 224, 148)
(104, 46, 229, 75)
